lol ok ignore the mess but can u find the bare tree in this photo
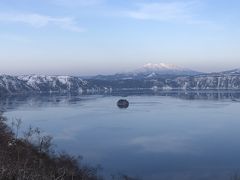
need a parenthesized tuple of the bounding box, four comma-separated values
(0, 113, 102, 180)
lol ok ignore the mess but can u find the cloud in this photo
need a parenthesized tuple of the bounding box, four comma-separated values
(0, 12, 84, 32)
(130, 134, 195, 154)
(125, 1, 208, 24)
(51, 0, 104, 7)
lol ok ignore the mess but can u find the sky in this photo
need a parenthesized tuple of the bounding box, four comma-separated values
(0, 0, 240, 75)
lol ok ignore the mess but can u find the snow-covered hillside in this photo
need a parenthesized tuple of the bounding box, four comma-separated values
(19, 75, 87, 93)
(1, 67, 240, 95)
(173, 74, 240, 90)
(86, 67, 240, 91)
(0, 75, 90, 95)
(0, 75, 33, 94)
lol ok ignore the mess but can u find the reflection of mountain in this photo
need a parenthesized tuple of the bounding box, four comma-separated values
(0, 94, 102, 112)
(112, 90, 240, 101)
(1, 91, 240, 112)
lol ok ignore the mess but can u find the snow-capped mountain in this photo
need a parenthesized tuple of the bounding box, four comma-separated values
(219, 69, 240, 75)
(0, 75, 33, 94)
(86, 66, 240, 91)
(1, 66, 240, 96)
(134, 63, 201, 76)
(18, 75, 87, 93)
(0, 75, 93, 95)
(90, 63, 202, 81)
(172, 74, 240, 90)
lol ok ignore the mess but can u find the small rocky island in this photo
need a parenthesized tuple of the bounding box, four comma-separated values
(117, 99, 129, 109)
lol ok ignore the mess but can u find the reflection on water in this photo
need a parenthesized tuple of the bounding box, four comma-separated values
(2, 90, 240, 180)
(1, 90, 240, 111)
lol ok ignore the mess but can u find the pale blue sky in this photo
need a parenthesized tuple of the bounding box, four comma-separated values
(0, 0, 240, 75)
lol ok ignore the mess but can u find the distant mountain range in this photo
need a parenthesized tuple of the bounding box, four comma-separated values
(1, 63, 240, 95)
(91, 63, 202, 80)
(135, 63, 201, 76)
(0, 75, 89, 95)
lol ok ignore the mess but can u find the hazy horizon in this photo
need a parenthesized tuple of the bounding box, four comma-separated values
(0, 0, 240, 75)
(0, 62, 239, 76)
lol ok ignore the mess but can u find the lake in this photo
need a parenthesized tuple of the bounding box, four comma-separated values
(2, 91, 240, 180)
